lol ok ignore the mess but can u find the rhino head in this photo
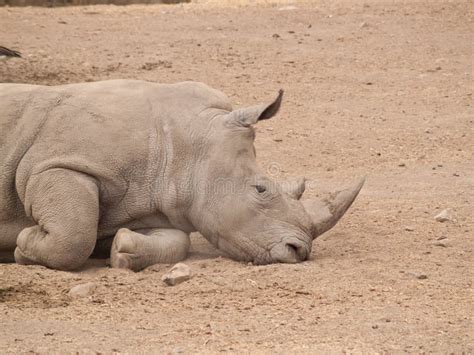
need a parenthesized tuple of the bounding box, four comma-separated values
(188, 90, 364, 264)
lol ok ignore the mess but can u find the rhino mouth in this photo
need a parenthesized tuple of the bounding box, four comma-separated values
(210, 226, 313, 265)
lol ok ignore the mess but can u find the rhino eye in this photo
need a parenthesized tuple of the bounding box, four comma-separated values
(254, 185, 266, 193)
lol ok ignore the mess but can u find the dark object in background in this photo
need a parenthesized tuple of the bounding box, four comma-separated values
(0, 46, 21, 59)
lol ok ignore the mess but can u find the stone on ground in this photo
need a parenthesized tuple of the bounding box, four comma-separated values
(162, 263, 192, 286)
(434, 209, 453, 222)
(68, 282, 97, 298)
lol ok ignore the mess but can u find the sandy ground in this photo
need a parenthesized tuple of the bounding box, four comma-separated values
(0, 0, 473, 353)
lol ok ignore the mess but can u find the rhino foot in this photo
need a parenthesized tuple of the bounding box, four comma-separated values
(14, 245, 37, 266)
(110, 228, 190, 272)
(110, 229, 136, 270)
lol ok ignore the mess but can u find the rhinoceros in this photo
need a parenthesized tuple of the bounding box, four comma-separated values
(0, 80, 364, 271)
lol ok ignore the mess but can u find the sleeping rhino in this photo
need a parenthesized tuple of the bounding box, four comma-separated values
(0, 80, 364, 271)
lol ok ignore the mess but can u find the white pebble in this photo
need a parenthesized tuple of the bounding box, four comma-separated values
(68, 282, 97, 298)
(162, 263, 192, 286)
(434, 209, 452, 222)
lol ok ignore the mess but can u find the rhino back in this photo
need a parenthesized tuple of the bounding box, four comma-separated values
(1, 80, 232, 232)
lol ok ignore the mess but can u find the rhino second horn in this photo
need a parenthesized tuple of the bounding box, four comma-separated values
(281, 177, 306, 200)
(302, 177, 365, 240)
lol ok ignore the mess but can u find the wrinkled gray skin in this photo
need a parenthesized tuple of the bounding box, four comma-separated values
(0, 80, 364, 271)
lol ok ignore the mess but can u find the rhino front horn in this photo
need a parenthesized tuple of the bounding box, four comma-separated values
(302, 177, 365, 240)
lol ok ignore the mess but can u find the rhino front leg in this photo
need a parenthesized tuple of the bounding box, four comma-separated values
(110, 228, 190, 272)
(14, 168, 99, 270)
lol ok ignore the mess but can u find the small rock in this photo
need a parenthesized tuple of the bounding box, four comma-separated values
(246, 278, 258, 287)
(372, 324, 378, 329)
(405, 226, 415, 232)
(68, 282, 97, 298)
(434, 209, 452, 222)
(272, 33, 281, 39)
(398, 162, 406, 167)
(360, 21, 369, 28)
(416, 274, 428, 280)
(162, 263, 191, 286)
(433, 241, 449, 247)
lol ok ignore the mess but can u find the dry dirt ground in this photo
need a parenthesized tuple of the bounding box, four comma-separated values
(0, 0, 472, 353)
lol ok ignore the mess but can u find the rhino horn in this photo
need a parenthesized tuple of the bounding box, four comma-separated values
(302, 177, 365, 240)
(227, 89, 283, 127)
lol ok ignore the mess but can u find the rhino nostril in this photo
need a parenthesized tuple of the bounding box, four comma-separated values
(270, 240, 309, 263)
(286, 243, 298, 254)
(285, 242, 307, 262)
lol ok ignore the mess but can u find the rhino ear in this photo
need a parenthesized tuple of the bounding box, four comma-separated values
(227, 90, 283, 127)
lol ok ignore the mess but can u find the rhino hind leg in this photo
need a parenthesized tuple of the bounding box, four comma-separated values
(110, 228, 190, 272)
(14, 169, 99, 270)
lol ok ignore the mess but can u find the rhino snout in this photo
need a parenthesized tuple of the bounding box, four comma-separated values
(270, 239, 309, 263)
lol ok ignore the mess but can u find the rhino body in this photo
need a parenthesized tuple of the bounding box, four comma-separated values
(0, 80, 364, 271)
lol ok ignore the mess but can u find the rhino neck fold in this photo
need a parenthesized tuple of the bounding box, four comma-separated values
(147, 112, 203, 234)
